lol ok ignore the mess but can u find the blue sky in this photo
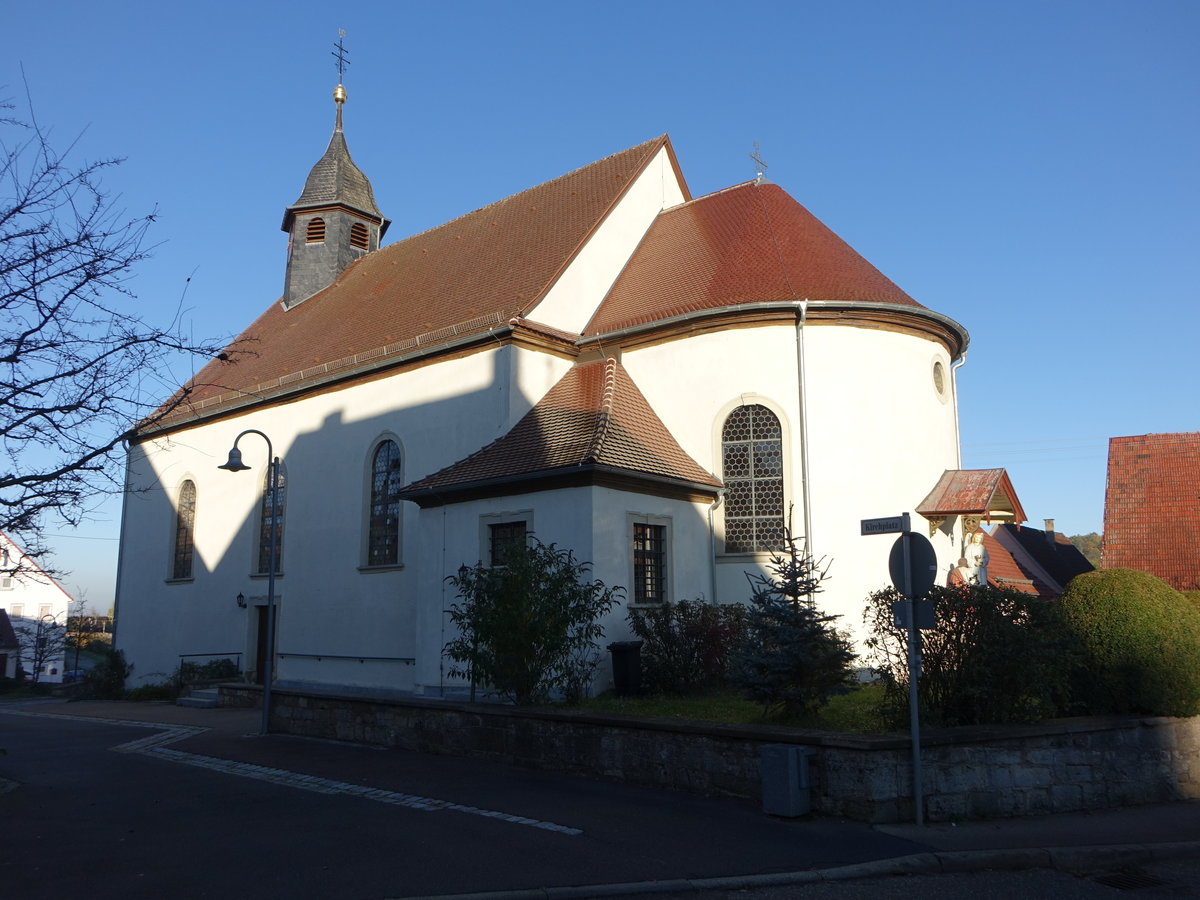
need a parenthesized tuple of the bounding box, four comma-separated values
(6, 0, 1197, 611)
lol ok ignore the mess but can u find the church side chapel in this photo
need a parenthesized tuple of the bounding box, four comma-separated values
(115, 55, 1027, 695)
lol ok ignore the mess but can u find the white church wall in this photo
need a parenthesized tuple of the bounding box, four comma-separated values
(618, 319, 962, 643)
(528, 146, 688, 334)
(117, 347, 533, 690)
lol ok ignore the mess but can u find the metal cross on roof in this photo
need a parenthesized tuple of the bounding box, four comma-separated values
(750, 141, 769, 181)
(332, 30, 350, 83)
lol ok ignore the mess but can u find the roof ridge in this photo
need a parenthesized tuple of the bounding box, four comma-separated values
(394, 136, 668, 248)
(584, 358, 619, 463)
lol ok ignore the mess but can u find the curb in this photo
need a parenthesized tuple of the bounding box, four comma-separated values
(408, 841, 1200, 899)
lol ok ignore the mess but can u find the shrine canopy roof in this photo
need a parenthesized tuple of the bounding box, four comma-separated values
(916, 468, 1026, 524)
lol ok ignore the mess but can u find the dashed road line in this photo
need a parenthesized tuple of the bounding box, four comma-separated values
(0, 706, 582, 835)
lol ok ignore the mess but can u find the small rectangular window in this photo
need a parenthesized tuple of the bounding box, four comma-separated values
(633, 523, 667, 604)
(0, 577, 12, 591)
(489, 521, 527, 567)
(10, 603, 23, 617)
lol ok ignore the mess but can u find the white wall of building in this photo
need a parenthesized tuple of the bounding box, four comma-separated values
(0, 533, 73, 682)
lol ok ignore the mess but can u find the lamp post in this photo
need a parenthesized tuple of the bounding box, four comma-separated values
(219, 429, 280, 736)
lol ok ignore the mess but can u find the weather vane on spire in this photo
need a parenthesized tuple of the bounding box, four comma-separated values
(333, 30, 350, 84)
(750, 141, 769, 183)
(331, 30, 350, 132)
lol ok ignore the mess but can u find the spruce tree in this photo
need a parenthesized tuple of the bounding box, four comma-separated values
(731, 532, 855, 718)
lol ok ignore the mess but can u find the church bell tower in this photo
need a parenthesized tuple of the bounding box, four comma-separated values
(281, 41, 389, 309)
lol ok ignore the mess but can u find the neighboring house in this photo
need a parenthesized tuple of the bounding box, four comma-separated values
(1102, 432, 1200, 591)
(988, 519, 1095, 598)
(0, 531, 73, 683)
(113, 79, 1023, 694)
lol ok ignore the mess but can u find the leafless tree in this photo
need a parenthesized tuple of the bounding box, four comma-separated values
(1, 93, 233, 569)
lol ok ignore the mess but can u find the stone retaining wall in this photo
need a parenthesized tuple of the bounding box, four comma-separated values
(220, 684, 1200, 824)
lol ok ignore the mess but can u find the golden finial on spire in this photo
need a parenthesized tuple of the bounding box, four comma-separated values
(332, 30, 350, 132)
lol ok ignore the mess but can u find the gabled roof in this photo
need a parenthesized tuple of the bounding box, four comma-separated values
(585, 181, 921, 335)
(993, 522, 1093, 594)
(1103, 432, 1200, 590)
(152, 136, 675, 429)
(916, 469, 1026, 523)
(400, 358, 721, 507)
(977, 532, 1045, 597)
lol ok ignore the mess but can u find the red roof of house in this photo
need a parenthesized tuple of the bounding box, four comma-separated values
(585, 181, 920, 335)
(993, 522, 1093, 593)
(1103, 432, 1200, 590)
(400, 358, 721, 506)
(916, 469, 1026, 523)
(155, 136, 676, 425)
(982, 532, 1052, 597)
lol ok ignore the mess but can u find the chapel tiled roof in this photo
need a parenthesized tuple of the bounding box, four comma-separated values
(916, 469, 1026, 523)
(157, 136, 673, 422)
(585, 181, 920, 335)
(994, 522, 1093, 592)
(400, 358, 721, 505)
(1102, 432, 1200, 591)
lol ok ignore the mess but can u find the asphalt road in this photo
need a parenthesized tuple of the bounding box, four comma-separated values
(0, 702, 928, 899)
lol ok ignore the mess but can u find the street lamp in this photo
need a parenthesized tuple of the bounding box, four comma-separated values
(219, 428, 280, 736)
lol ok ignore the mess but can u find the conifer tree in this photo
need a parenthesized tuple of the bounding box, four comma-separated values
(731, 531, 855, 718)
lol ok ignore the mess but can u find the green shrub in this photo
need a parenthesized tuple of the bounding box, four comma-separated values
(865, 584, 1078, 727)
(178, 657, 240, 686)
(81, 647, 132, 700)
(1060, 569, 1200, 717)
(444, 538, 623, 705)
(730, 534, 855, 718)
(627, 599, 747, 694)
(124, 682, 177, 702)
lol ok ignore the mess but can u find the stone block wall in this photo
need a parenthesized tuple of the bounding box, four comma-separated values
(220, 684, 1200, 824)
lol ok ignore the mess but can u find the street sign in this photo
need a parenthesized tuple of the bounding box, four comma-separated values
(861, 515, 908, 536)
(889, 531, 938, 600)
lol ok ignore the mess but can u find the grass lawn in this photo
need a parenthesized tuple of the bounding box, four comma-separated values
(574, 682, 893, 733)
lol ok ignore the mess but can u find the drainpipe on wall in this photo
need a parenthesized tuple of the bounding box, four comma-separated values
(707, 489, 727, 604)
(950, 352, 968, 469)
(794, 301, 814, 550)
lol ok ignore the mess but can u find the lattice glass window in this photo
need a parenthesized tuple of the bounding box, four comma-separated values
(489, 521, 527, 567)
(368, 440, 402, 566)
(350, 222, 369, 250)
(257, 463, 286, 575)
(633, 523, 666, 604)
(172, 480, 197, 580)
(721, 404, 785, 553)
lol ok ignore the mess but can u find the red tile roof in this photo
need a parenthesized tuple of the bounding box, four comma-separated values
(400, 358, 721, 506)
(1103, 432, 1200, 590)
(584, 181, 920, 335)
(153, 136, 674, 426)
(916, 469, 1027, 523)
(993, 523, 1093, 593)
(979, 532, 1045, 596)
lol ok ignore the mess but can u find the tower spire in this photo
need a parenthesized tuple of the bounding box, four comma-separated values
(332, 30, 350, 132)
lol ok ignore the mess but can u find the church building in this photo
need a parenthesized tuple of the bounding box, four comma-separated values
(114, 77, 1024, 694)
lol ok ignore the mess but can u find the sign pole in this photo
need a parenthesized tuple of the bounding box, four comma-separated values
(901, 513, 923, 826)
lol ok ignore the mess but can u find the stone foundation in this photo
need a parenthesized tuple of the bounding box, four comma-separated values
(220, 684, 1200, 824)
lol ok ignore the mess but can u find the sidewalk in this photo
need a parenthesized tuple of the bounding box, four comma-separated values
(13, 697, 1200, 894)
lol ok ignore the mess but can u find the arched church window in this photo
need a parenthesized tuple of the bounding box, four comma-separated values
(367, 440, 402, 566)
(257, 463, 286, 575)
(350, 222, 369, 250)
(172, 481, 197, 580)
(306, 218, 326, 243)
(721, 404, 785, 553)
